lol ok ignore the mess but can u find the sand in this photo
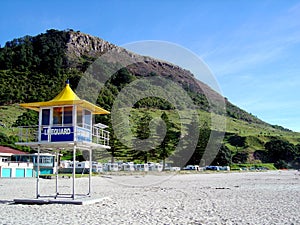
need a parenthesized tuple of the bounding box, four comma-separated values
(0, 170, 299, 225)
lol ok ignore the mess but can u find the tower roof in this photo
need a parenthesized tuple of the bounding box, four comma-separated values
(19, 81, 110, 115)
(50, 80, 81, 102)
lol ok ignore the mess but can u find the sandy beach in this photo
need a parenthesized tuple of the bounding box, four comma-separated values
(0, 170, 299, 225)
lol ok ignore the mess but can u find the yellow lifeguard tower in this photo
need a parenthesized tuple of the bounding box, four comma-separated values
(15, 80, 110, 203)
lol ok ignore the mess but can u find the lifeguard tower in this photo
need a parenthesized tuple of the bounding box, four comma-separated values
(14, 80, 110, 203)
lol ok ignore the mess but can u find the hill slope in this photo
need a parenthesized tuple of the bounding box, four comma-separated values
(0, 29, 266, 124)
(0, 29, 299, 168)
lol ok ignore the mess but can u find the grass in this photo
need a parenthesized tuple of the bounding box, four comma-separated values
(223, 111, 300, 156)
(230, 163, 277, 170)
(0, 104, 26, 136)
(132, 108, 300, 148)
(0, 104, 25, 126)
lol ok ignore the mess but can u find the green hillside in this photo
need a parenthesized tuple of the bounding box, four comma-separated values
(0, 29, 299, 169)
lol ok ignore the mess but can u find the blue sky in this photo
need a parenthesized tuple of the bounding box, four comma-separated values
(1, 0, 300, 131)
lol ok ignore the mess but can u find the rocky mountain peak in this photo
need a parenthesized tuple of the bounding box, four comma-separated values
(65, 30, 118, 62)
(64, 30, 226, 112)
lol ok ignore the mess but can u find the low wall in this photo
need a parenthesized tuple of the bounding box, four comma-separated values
(0, 162, 34, 178)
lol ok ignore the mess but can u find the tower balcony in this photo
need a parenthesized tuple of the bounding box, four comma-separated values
(15, 124, 110, 149)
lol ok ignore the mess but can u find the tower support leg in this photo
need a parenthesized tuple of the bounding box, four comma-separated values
(36, 145, 40, 199)
(72, 145, 76, 200)
(88, 148, 92, 195)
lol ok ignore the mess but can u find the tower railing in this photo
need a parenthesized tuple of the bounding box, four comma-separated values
(17, 125, 110, 147)
(18, 125, 39, 143)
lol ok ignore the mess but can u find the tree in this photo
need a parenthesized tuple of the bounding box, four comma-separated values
(265, 139, 296, 163)
(187, 122, 210, 166)
(232, 151, 249, 164)
(157, 112, 179, 170)
(132, 112, 153, 163)
(274, 160, 289, 169)
(295, 144, 300, 156)
(227, 135, 246, 147)
(211, 144, 231, 166)
(110, 68, 136, 90)
(171, 115, 199, 168)
(0, 132, 11, 144)
(13, 110, 39, 127)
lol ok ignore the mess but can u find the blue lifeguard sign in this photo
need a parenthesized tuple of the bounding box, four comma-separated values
(15, 80, 110, 202)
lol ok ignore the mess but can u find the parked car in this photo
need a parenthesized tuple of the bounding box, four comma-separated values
(218, 166, 230, 171)
(184, 165, 200, 171)
(134, 164, 149, 172)
(205, 166, 219, 171)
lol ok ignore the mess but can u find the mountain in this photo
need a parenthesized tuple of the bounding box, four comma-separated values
(0, 29, 266, 123)
(0, 29, 299, 168)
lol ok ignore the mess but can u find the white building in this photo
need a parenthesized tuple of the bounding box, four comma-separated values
(0, 146, 34, 178)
